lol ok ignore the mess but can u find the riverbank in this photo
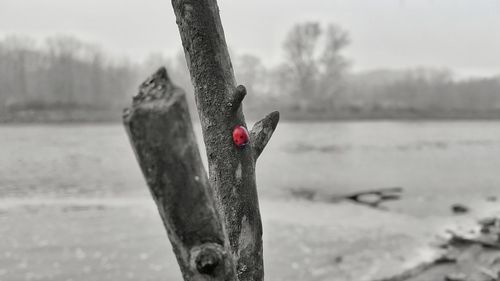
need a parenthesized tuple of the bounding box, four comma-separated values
(2, 197, 498, 281)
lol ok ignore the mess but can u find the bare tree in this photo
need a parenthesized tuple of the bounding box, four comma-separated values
(235, 54, 266, 96)
(283, 22, 322, 105)
(281, 22, 350, 110)
(124, 1, 279, 281)
(318, 24, 350, 106)
(1, 36, 36, 103)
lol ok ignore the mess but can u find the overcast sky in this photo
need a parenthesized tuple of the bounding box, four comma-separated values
(1, 0, 499, 78)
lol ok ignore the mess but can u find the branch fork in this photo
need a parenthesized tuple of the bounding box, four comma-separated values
(228, 84, 279, 159)
(124, 1, 279, 280)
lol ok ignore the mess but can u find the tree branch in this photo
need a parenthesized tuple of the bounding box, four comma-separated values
(123, 67, 236, 281)
(250, 111, 280, 159)
(228, 85, 247, 113)
(291, 186, 403, 210)
(171, 1, 274, 280)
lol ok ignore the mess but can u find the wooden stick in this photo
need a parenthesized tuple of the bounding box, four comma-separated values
(341, 187, 402, 208)
(291, 187, 403, 209)
(124, 68, 237, 281)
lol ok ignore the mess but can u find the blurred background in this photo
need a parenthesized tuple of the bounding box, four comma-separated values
(1, 1, 500, 280)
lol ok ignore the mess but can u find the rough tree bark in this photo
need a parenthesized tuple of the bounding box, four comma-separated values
(124, 1, 279, 281)
(171, 1, 279, 281)
(124, 68, 237, 280)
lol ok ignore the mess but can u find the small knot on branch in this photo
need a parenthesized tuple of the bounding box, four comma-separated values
(228, 85, 247, 112)
(195, 247, 221, 275)
(190, 243, 231, 277)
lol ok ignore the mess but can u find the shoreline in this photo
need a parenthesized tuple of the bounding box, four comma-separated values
(2, 195, 498, 281)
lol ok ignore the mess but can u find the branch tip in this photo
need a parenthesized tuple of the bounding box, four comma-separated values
(266, 111, 280, 130)
(141, 67, 170, 88)
(133, 66, 174, 104)
(250, 111, 280, 159)
(155, 66, 169, 79)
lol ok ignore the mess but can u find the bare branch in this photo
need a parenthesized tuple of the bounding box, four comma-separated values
(123, 68, 236, 281)
(291, 186, 403, 210)
(171, 1, 268, 280)
(250, 111, 280, 159)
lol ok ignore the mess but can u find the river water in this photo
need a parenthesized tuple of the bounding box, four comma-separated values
(1, 121, 500, 280)
(1, 121, 499, 211)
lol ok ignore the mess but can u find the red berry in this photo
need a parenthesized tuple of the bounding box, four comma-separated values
(232, 125, 249, 148)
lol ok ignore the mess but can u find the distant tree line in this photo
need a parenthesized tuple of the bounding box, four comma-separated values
(343, 68, 500, 119)
(1, 22, 499, 122)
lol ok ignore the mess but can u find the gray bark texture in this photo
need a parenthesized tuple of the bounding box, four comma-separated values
(123, 1, 279, 280)
(171, 1, 279, 281)
(124, 68, 237, 281)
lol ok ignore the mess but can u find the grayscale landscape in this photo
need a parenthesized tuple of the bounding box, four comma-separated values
(1, 1, 500, 280)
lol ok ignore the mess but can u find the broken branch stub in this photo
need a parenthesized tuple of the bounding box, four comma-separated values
(229, 85, 247, 113)
(123, 67, 237, 281)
